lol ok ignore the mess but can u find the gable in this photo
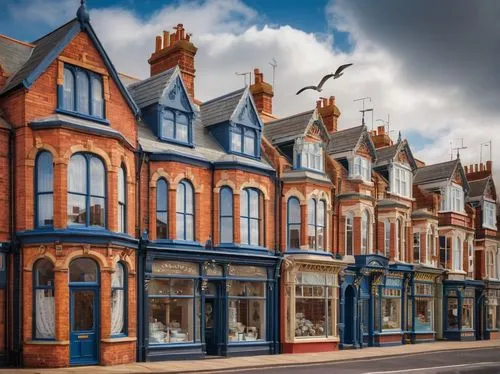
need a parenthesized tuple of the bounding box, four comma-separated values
(354, 131, 377, 161)
(231, 91, 262, 130)
(159, 75, 193, 113)
(305, 110, 329, 144)
(484, 178, 496, 200)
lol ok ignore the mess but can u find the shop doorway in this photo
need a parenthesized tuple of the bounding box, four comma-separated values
(344, 285, 356, 345)
(205, 281, 222, 356)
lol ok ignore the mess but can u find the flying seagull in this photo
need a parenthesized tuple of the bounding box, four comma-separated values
(296, 63, 353, 95)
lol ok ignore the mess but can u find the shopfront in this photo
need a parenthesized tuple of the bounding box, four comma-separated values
(281, 254, 344, 353)
(485, 281, 500, 340)
(443, 280, 484, 341)
(138, 246, 279, 362)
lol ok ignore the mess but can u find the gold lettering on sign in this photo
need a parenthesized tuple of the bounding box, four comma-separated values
(296, 263, 343, 275)
(152, 261, 199, 276)
(228, 265, 267, 278)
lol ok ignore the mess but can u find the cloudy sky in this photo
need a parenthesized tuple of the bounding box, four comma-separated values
(2, 0, 499, 181)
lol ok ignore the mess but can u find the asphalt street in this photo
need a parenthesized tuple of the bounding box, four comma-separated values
(228, 348, 500, 374)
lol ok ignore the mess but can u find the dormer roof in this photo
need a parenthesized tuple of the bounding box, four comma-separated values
(327, 124, 377, 160)
(375, 139, 418, 170)
(414, 158, 470, 193)
(468, 176, 496, 200)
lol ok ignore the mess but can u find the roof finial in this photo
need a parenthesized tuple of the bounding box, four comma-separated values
(77, 0, 90, 24)
(397, 130, 402, 143)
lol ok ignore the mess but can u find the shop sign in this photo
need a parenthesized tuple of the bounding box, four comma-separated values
(385, 277, 402, 288)
(228, 265, 267, 278)
(205, 264, 223, 277)
(152, 261, 199, 276)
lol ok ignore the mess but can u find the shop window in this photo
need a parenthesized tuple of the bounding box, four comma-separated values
(487, 290, 500, 330)
(294, 272, 335, 338)
(67, 153, 106, 228)
(462, 297, 474, 329)
(35, 151, 54, 228)
(452, 237, 462, 271)
(307, 199, 326, 251)
(60, 65, 104, 119)
(33, 259, 55, 339)
(240, 188, 262, 246)
(219, 187, 234, 243)
(111, 262, 127, 336)
(439, 236, 450, 269)
(345, 213, 353, 256)
(161, 109, 190, 144)
(117, 165, 126, 233)
(361, 210, 371, 255)
(447, 297, 459, 329)
(384, 219, 390, 258)
(413, 233, 421, 263)
(414, 298, 433, 331)
(148, 278, 200, 344)
(391, 164, 412, 198)
(287, 197, 301, 249)
(228, 281, 266, 342)
(382, 288, 401, 331)
(156, 178, 168, 239)
(176, 180, 194, 241)
(483, 200, 497, 229)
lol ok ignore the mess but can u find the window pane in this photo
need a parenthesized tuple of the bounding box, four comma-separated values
(176, 114, 189, 142)
(288, 198, 300, 224)
(346, 215, 353, 255)
(231, 129, 242, 152)
(176, 213, 184, 239)
(220, 188, 233, 216)
(288, 224, 300, 249)
(221, 217, 233, 243)
(295, 296, 326, 337)
(184, 182, 193, 214)
(72, 290, 95, 331)
(240, 190, 248, 217)
(162, 110, 175, 139)
(250, 219, 259, 245)
(415, 298, 433, 331)
(111, 289, 125, 335)
(63, 68, 74, 111)
(68, 193, 86, 225)
(240, 217, 249, 245)
(90, 157, 105, 196)
(36, 259, 54, 286)
(148, 298, 196, 344)
(185, 215, 194, 241)
(35, 288, 55, 339)
(308, 224, 316, 249)
(249, 190, 259, 218)
(177, 183, 185, 213)
(156, 179, 167, 212)
(317, 201, 325, 226)
(68, 154, 87, 194)
(76, 71, 90, 114)
(228, 298, 265, 342)
(91, 76, 103, 118)
(382, 298, 401, 330)
(244, 131, 255, 156)
(38, 194, 54, 227)
(118, 167, 126, 203)
(70, 258, 98, 283)
(90, 196, 105, 227)
(156, 212, 168, 239)
(37, 152, 53, 193)
(111, 263, 125, 288)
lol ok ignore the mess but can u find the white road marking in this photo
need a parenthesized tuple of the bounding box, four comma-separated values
(364, 361, 499, 374)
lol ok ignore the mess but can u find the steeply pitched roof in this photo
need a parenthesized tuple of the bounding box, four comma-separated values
(128, 67, 176, 108)
(414, 159, 462, 186)
(468, 177, 490, 198)
(0, 35, 33, 78)
(327, 125, 365, 154)
(264, 110, 314, 144)
(1, 19, 79, 94)
(118, 72, 141, 87)
(375, 139, 418, 170)
(200, 88, 245, 128)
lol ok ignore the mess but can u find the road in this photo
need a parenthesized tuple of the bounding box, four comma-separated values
(229, 348, 500, 374)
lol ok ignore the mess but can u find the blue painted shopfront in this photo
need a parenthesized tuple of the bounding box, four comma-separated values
(137, 239, 280, 362)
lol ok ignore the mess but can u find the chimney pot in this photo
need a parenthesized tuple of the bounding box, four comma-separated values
(464, 165, 468, 173)
(377, 125, 385, 135)
(486, 160, 492, 171)
(329, 96, 335, 106)
(316, 100, 322, 109)
(480, 163, 485, 171)
(155, 36, 162, 52)
(475, 164, 479, 172)
(322, 98, 328, 107)
(254, 68, 262, 83)
(163, 31, 169, 48)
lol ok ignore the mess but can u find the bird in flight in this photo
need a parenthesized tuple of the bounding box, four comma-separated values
(296, 63, 353, 95)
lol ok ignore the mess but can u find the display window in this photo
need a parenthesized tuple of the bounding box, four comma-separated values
(382, 288, 401, 331)
(447, 298, 459, 329)
(414, 298, 433, 331)
(487, 290, 500, 330)
(228, 281, 266, 342)
(462, 298, 474, 329)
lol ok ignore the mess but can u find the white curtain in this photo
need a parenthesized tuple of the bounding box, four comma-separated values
(111, 264, 125, 335)
(36, 290, 55, 339)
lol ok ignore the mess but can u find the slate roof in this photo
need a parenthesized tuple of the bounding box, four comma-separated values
(127, 67, 176, 108)
(413, 159, 458, 185)
(327, 125, 365, 154)
(264, 110, 314, 144)
(118, 73, 141, 87)
(468, 177, 490, 198)
(375, 144, 399, 165)
(1, 19, 78, 94)
(200, 88, 245, 127)
(0, 36, 33, 77)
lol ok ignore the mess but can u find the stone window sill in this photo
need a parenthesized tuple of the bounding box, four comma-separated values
(25, 340, 69, 345)
(101, 336, 136, 343)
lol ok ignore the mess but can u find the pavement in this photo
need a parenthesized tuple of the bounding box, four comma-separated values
(2, 340, 500, 374)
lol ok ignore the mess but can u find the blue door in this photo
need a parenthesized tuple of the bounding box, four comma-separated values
(70, 288, 99, 365)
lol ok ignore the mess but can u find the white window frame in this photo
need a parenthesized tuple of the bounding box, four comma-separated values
(483, 200, 497, 230)
(391, 163, 412, 198)
(452, 236, 463, 271)
(440, 184, 464, 213)
(384, 219, 391, 258)
(468, 240, 474, 276)
(295, 141, 324, 173)
(413, 232, 421, 263)
(349, 156, 371, 182)
(426, 228, 432, 265)
(361, 210, 371, 255)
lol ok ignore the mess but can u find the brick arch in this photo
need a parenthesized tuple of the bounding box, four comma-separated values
(214, 179, 237, 193)
(172, 172, 203, 192)
(150, 168, 173, 187)
(306, 189, 331, 208)
(110, 252, 135, 273)
(239, 181, 269, 200)
(283, 188, 306, 204)
(58, 250, 110, 271)
(118, 154, 134, 184)
(25, 253, 57, 271)
(62, 143, 112, 170)
(27, 143, 60, 163)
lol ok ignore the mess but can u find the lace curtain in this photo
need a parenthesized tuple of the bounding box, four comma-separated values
(111, 264, 125, 335)
(36, 289, 55, 339)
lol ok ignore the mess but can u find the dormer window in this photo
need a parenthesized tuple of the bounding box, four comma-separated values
(484, 200, 497, 229)
(294, 140, 324, 172)
(391, 163, 412, 198)
(161, 108, 190, 144)
(60, 64, 104, 120)
(230, 126, 256, 157)
(440, 184, 464, 213)
(349, 156, 371, 181)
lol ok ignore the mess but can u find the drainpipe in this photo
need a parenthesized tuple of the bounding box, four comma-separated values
(274, 171, 282, 354)
(211, 163, 215, 245)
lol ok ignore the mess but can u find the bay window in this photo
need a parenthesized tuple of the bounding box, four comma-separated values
(287, 197, 301, 249)
(219, 187, 233, 243)
(35, 151, 54, 228)
(295, 141, 324, 172)
(307, 199, 326, 251)
(350, 156, 371, 182)
(384, 219, 391, 257)
(484, 201, 497, 229)
(176, 180, 194, 241)
(240, 188, 262, 246)
(440, 184, 464, 212)
(345, 213, 353, 256)
(391, 164, 412, 198)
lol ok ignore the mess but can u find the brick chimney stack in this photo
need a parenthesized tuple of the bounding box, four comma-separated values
(148, 24, 197, 100)
(464, 160, 493, 181)
(316, 96, 340, 134)
(370, 125, 393, 149)
(250, 68, 274, 116)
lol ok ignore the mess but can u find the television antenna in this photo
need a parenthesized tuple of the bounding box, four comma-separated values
(235, 71, 251, 86)
(376, 114, 394, 137)
(269, 57, 278, 89)
(451, 138, 467, 159)
(480, 140, 492, 164)
(354, 96, 373, 127)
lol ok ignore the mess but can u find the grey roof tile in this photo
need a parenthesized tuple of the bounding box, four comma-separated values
(200, 88, 245, 127)
(327, 125, 365, 154)
(264, 110, 314, 144)
(1, 19, 78, 94)
(468, 177, 490, 198)
(375, 144, 399, 165)
(127, 67, 175, 108)
(414, 159, 458, 185)
(0, 36, 33, 78)
(118, 73, 141, 87)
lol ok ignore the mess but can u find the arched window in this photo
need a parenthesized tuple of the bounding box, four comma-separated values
(111, 262, 127, 336)
(287, 197, 301, 249)
(156, 178, 168, 239)
(33, 259, 55, 339)
(307, 199, 326, 251)
(345, 213, 353, 256)
(361, 210, 370, 254)
(240, 188, 262, 246)
(76, 70, 90, 115)
(69, 258, 98, 283)
(118, 166, 126, 233)
(176, 180, 194, 241)
(68, 153, 106, 227)
(220, 187, 233, 243)
(453, 237, 462, 271)
(35, 151, 53, 228)
(63, 67, 74, 111)
(384, 219, 391, 257)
